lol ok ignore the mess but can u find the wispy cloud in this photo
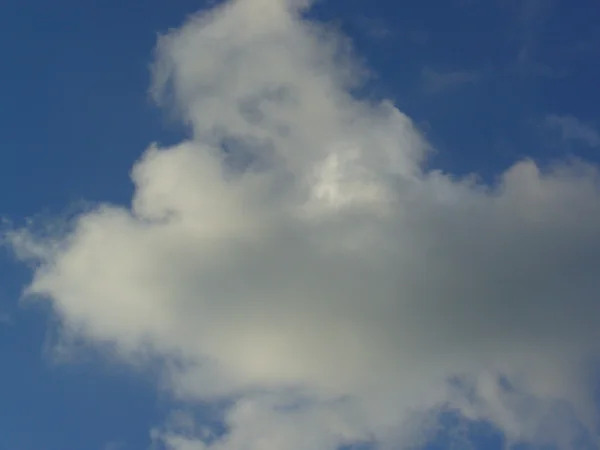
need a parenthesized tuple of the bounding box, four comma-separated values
(515, 45, 568, 79)
(455, 0, 477, 7)
(505, 0, 565, 78)
(353, 17, 428, 45)
(354, 17, 393, 40)
(420, 67, 480, 94)
(514, 0, 553, 26)
(407, 29, 429, 46)
(104, 441, 125, 450)
(545, 114, 600, 148)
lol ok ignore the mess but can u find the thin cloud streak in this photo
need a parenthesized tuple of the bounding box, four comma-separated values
(420, 67, 480, 94)
(545, 114, 600, 148)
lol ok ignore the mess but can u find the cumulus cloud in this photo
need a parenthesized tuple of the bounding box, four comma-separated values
(5, 0, 600, 448)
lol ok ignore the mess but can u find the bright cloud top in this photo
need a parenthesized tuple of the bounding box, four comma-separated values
(7, 0, 600, 448)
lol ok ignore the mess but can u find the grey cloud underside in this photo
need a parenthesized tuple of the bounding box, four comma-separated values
(7, 0, 600, 449)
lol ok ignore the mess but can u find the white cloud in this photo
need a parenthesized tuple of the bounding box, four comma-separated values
(6, 0, 600, 449)
(420, 67, 480, 94)
(545, 114, 600, 148)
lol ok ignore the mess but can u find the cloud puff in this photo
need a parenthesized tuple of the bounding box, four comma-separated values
(6, 0, 600, 448)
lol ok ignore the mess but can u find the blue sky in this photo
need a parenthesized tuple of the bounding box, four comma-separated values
(1, 1, 600, 450)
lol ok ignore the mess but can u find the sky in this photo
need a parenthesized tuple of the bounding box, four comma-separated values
(1, 1, 600, 450)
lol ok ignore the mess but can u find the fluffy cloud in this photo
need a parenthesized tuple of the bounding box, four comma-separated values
(6, 0, 600, 448)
